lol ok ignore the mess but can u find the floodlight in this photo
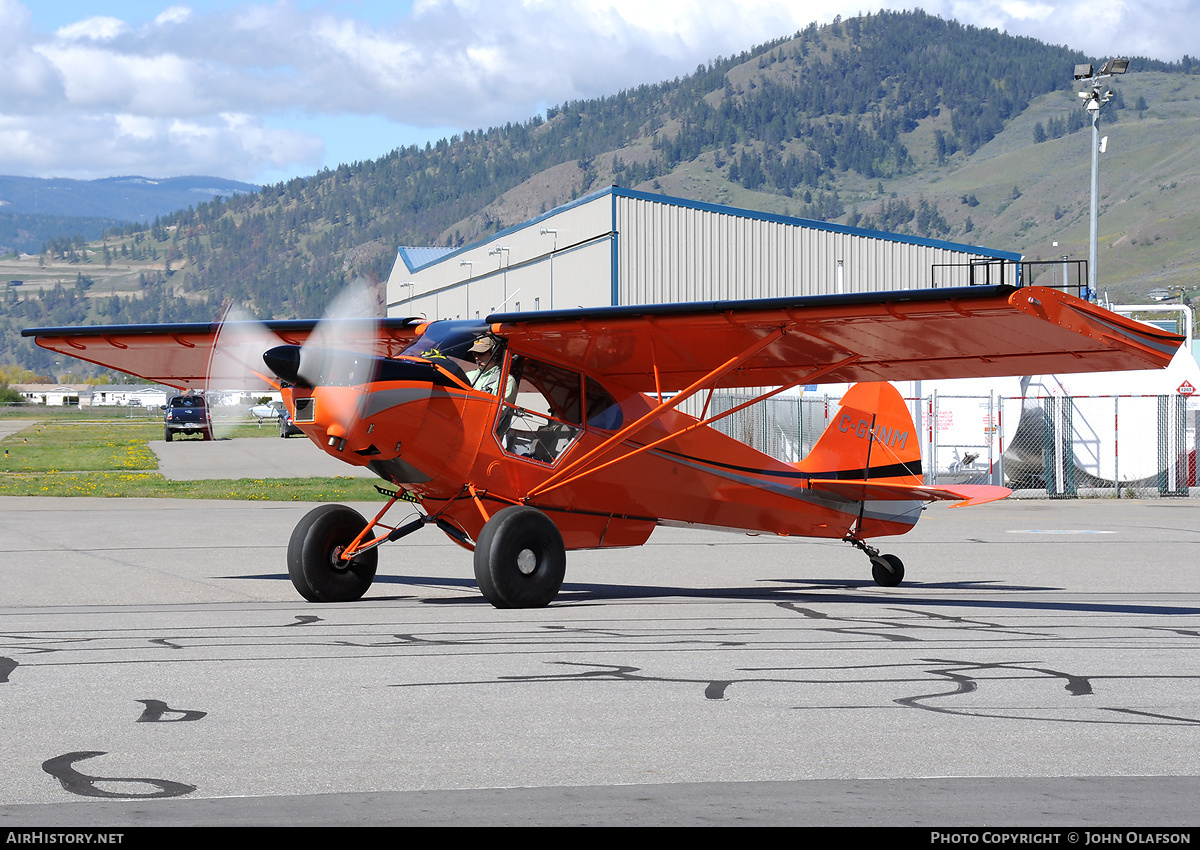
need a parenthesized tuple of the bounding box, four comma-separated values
(1074, 63, 1094, 80)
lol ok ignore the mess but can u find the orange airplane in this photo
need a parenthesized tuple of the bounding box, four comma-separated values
(25, 284, 1183, 607)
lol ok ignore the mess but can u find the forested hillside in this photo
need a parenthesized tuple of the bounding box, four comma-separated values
(4, 10, 1197, 378)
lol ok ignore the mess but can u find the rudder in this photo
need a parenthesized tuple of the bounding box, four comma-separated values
(796, 382, 921, 484)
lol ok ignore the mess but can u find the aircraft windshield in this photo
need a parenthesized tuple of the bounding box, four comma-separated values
(401, 321, 495, 388)
(402, 321, 489, 361)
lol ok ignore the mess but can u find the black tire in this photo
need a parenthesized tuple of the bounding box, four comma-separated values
(871, 553, 905, 587)
(164, 428, 173, 442)
(473, 506, 565, 608)
(287, 504, 378, 602)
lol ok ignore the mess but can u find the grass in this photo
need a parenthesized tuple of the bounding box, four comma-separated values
(0, 403, 164, 421)
(0, 471, 384, 500)
(0, 413, 386, 501)
(0, 421, 159, 472)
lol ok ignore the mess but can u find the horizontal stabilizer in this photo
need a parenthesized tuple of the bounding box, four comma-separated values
(808, 479, 1011, 508)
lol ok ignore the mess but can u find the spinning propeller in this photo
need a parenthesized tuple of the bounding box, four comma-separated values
(205, 305, 278, 439)
(205, 279, 385, 441)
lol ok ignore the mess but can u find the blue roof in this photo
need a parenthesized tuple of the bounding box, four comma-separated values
(396, 246, 456, 270)
(395, 185, 1021, 273)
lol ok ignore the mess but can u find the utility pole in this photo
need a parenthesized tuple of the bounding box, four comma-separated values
(1073, 58, 1129, 302)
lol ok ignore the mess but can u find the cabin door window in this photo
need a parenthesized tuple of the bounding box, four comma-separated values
(495, 356, 583, 464)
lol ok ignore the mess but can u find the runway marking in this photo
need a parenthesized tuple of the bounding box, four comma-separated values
(136, 699, 207, 722)
(42, 752, 196, 799)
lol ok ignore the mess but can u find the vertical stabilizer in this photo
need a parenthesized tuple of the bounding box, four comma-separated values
(797, 382, 922, 484)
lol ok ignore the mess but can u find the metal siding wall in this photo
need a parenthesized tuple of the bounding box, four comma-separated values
(387, 191, 1000, 320)
(386, 195, 616, 319)
(613, 194, 989, 306)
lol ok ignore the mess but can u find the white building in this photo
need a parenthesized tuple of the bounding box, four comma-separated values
(13, 384, 86, 406)
(385, 186, 1020, 321)
(89, 384, 175, 408)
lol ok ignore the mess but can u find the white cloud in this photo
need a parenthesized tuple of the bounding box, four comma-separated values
(154, 5, 193, 27)
(997, 1, 1056, 21)
(922, 0, 1200, 59)
(1, 0, 1196, 182)
(0, 110, 323, 180)
(54, 15, 129, 41)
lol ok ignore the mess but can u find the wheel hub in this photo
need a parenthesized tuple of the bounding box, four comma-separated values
(516, 548, 538, 575)
(329, 545, 350, 572)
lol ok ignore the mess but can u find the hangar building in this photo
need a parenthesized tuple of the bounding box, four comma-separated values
(384, 185, 1021, 320)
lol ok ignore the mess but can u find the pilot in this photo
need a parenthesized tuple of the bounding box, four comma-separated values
(466, 336, 515, 399)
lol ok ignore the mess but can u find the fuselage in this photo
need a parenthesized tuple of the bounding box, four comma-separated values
(278, 339, 922, 550)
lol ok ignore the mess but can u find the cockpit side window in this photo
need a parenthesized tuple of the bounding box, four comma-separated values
(584, 378, 622, 430)
(495, 357, 583, 464)
(516, 357, 583, 424)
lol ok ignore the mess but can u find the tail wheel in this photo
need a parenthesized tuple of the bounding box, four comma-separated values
(473, 506, 566, 608)
(870, 553, 905, 587)
(287, 504, 378, 602)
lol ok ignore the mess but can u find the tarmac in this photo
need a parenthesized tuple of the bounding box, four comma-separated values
(150, 430, 377, 479)
(1, 435, 1199, 827)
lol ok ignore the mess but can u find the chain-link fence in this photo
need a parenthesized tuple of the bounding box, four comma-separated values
(710, 393, 837, 463)
(710, 390, 1198, 498)
(997, 394, 1195, 497)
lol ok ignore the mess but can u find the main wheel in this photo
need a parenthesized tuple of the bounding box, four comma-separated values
(287, 504, 378, 602)
(870, 553, 905, 587)
(473, 506, 566, 608)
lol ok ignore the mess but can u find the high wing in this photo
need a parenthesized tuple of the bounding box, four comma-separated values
(23, 318, 425, 390)
(25, 286, 1182, 392)
(489, 285, 1184, 392)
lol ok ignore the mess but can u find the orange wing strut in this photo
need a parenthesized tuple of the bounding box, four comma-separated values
(527, 354, 861, 499)
(526, 327, 786, 498)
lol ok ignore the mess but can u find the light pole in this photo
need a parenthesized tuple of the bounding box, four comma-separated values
(489, 246, 510, 311)
(540, 227, 558, 309)
(1074, 58, 1128, 302)
(459, 260, 472, 318)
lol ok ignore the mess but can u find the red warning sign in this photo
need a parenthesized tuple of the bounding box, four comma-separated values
(1179, 381, 1196, 395)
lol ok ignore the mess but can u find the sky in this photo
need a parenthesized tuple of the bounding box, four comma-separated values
(5, 0, 1198, 186)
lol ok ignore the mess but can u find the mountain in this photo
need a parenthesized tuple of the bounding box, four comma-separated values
(3, 10, 1197, 378)
(0, 175, 259, 257)
(0, 175, 258, 222)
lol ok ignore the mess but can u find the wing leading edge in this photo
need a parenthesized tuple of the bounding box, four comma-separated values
(22, 318, 424, 390)
(489, 285, 1184, 392)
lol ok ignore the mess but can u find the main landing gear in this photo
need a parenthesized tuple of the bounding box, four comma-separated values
(285, 496, 568, 608)
(473, 506, 566, 609)
(845, 536, 905, 587)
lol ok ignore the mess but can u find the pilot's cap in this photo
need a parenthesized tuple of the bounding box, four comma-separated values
(469, 337, 496, 354)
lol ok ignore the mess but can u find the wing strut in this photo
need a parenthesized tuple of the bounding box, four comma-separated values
(526, 328, 782, 498)
(526, 345, 861, 500)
